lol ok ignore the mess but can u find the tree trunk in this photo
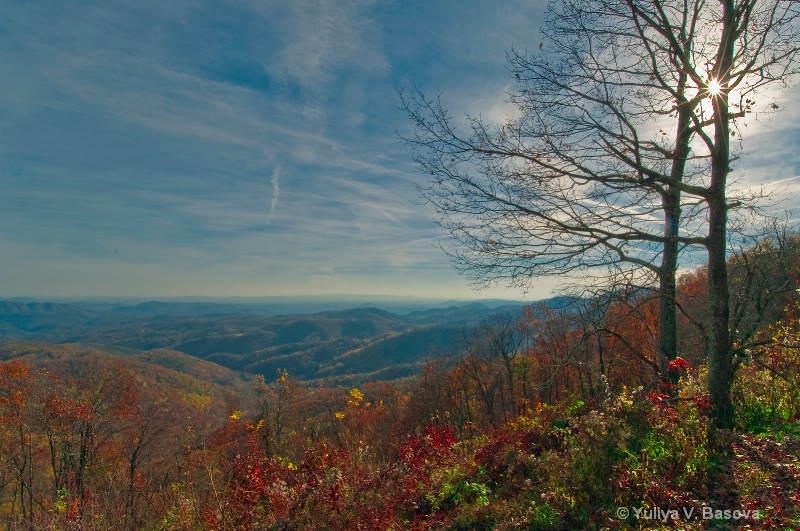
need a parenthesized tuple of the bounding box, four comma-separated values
(707, 187, 733, 429)
(660, 97, 691, 390)
(660, 199, 679, 386)
(707, 0, 735, 430)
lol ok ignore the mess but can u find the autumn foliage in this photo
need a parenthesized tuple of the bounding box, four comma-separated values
(1, 240, 800, 529)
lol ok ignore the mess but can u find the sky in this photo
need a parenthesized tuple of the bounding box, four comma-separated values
(1, 0, 799, 301)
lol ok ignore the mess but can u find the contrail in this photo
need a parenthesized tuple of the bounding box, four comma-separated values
(268, 163, 281, 221)
(762, 175, 800, 187)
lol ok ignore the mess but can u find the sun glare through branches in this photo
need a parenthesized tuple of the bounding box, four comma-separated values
(707, 78, 722, 97)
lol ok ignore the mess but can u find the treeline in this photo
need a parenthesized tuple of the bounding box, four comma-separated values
(411, 233, 800, 437)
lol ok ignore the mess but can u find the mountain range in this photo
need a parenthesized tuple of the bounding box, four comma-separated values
(0, 298, 568, 385)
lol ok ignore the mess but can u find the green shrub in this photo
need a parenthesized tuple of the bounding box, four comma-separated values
(734, 361, 800, 434)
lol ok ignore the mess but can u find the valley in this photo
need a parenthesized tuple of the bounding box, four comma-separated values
(0, 298, 539, 385)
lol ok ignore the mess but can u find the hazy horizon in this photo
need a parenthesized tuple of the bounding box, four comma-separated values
(0, 293, 538, 306)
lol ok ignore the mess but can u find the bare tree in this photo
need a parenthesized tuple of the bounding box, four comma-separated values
(678, 226, 800, 367)
(401, 0, 800, 428)
(478, 313, 524, 416)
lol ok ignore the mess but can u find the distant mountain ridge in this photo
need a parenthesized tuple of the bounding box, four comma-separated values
(0, 297, 568, 385)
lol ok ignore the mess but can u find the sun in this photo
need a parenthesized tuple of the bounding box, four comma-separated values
(707, 78, 722, 97)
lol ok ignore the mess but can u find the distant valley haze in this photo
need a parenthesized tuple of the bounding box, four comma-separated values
(0, 294, 537, 315)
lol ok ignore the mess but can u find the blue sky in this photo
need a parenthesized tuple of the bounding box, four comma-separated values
(1, 0, 798, 301)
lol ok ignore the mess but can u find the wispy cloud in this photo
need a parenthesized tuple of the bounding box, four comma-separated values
(268, 163, 282, 222)
(760, 175, 800, 188)
(268, 0, 388, 96)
